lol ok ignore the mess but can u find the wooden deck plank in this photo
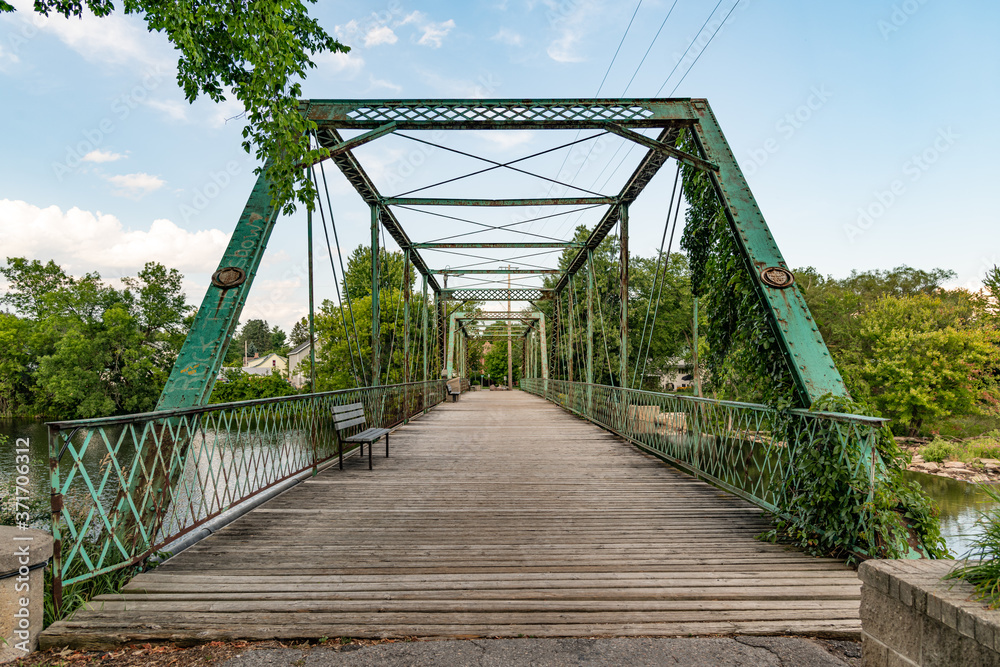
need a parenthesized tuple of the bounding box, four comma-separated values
(41, 391, 861, 648)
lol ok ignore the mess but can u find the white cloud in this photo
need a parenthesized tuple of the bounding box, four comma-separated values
(416, 19, 456, 48)
(399, 11, 456, 48)
(0, 43, 20, 71)
(364, 25, 398, 47)
(144, 98, 189, 121)
(0, 199, 229, 274)
(106, 173, 165, 199)
(491, 28, 523, 46)
(544, 0, 594, 63)
(472, 131, 534, 151)
(82, 149, 126, 163)
(315, 51, 365, 78)
(367, 74, 402, 93)
(11, 0, 172, 70)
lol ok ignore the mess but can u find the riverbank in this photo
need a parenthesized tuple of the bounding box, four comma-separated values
(897, 435, 1000, 484)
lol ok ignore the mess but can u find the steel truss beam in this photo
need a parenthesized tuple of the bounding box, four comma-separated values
(413, 242, 581, 249)
(304, 98, 699, 130)
(436, 269, 560, 275)
(383, 197, 617, 207)
(439, 288, 554, 301)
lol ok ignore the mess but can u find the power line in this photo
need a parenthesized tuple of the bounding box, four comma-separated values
(552, 0, 743, 239)
(546, 0, 645, 200)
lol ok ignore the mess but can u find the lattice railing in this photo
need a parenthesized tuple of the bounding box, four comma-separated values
(520, 379, 886, 516)
(48, 380, 445, 592)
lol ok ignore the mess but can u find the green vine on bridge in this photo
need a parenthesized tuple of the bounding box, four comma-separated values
(677, 134, 946, 560)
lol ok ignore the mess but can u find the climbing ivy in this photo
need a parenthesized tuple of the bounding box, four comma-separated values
(677, 133, 946, 560)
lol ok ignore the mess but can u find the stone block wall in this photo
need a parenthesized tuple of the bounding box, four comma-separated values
(859, 559, 1000, 666)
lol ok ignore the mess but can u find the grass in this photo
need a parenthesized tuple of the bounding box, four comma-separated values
(917, 430, 1000, 465)
(946, 482, 1000, 608)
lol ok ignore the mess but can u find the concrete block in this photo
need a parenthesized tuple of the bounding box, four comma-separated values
(0, 527, 52, 664)
(862, 631, 889, 667)
(861, 587, 921, 661)
(958, 607, 977, 639)
(899, 580, 914, 607)
(974, 616, 995, 651)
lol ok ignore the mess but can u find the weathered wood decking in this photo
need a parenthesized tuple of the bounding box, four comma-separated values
(43, 391, 861, 648)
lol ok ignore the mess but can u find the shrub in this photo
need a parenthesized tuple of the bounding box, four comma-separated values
(920, 438, 957, 463)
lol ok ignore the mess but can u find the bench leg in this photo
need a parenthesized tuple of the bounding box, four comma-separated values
(386, 434, 389, 458)
(369, 441, 373, 470)
(339, 439, 343, 470)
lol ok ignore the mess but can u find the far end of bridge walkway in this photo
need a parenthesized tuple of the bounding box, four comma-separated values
(43, 391, 861, 648)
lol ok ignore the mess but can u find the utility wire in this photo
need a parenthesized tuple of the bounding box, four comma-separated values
(309, 160, 363, 388)
(631, 163, 681, 387)
(314, 133, 369, 386)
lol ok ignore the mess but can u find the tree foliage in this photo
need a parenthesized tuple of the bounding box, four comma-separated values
(4, 0, 349, 214)
(0, 258, 190, 418)
(209, 368, 297, 403)
(310, 245, 433, 391)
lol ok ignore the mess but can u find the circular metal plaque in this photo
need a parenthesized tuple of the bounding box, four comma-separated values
(211, 266, 246, 289)
(760, 266, 794, 289)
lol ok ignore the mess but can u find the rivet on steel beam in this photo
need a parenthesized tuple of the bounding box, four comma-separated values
(760, 266, 794, 289)
(212, 267, 247, 289)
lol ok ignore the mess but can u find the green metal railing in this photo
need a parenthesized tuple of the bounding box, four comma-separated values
(48, 380, 445, 600)
(521, 378, 887, 517)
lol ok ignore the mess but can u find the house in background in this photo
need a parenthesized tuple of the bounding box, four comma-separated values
(244, 352, 287, 374)
(288, 340, 319, 388)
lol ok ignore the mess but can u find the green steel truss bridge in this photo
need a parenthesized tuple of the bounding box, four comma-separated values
(42, 99, 922, 643)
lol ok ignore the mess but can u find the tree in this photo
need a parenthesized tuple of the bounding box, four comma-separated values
(3, 1, 349, 215)
(233, 319, 274, 361)
(0, 257, 190, 418)
(210, 368, 297, 403)
(341, 245, 412, 301)
(837, 292, 996, 435)
(290, 317, 310, 346)
(270, 325, 288, 354)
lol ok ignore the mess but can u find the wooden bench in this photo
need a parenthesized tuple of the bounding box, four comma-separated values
(446, 378, 462, 402)
(332, 402, 390, 470)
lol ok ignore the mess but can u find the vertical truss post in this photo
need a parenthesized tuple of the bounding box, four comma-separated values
(307, 205, 316, 394)
(567, 286, 575, 383)
(619, 203, 629, 390)
(371, 205, 381, 389)
(553, 294, 562, 380)
(539, 313, 549, 381)
(403, 249, 411, 383)
(521, 336, 529, 380)
(420, 275, 431, 382)
(446, 312, 457, 379)
(403, 249, 411, 422)
(421, 275, 429, 410)
(586, 250, 595, 415)
(307, 203, 317, 472)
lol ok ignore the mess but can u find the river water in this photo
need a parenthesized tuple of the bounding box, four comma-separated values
(3, 419, 998, 557)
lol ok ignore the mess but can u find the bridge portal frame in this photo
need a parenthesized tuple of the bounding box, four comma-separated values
(158, 98, 848, 414)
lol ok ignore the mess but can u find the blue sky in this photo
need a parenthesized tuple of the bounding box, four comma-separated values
(1, 0, 997, 331)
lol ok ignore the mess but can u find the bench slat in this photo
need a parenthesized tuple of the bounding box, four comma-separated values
(343, 427, 390, 443)
(334, 415, 367, 430)
(332, 408, 365, 421)
(331, 402, 365, 414)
